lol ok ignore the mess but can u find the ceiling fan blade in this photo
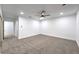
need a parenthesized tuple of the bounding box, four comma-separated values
(45, 14, 50, 16)
(62, 4, 66, 6)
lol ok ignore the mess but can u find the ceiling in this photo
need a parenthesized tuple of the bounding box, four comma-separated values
(1, 4, 79, 19)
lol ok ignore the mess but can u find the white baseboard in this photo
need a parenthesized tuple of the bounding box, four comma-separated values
(18, 34, 40, 39)
(41, 33, 75, 41)
(18, 33, 76, 41)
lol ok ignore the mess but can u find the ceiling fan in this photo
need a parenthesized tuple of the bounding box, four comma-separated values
(39, 10, 50, 20)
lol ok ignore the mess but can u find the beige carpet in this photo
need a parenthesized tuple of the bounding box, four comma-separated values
(2, 34, 79, 54)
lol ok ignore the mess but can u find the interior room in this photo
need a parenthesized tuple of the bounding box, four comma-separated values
(0, 4, 79, 54)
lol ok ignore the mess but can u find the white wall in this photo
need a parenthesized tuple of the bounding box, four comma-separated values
(18, 16, 40, 39)
(76, 11, 79, 47)
(41, 14, 76, 40)
(18, 15, 76, 40)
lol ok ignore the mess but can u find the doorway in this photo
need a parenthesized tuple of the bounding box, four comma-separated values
(3, 17, 18, 40)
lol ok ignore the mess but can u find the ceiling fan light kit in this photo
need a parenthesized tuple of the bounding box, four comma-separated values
(40, 17, 45, 20)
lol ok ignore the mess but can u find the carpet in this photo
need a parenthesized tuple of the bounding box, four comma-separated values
(2, 34, 79, 54)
